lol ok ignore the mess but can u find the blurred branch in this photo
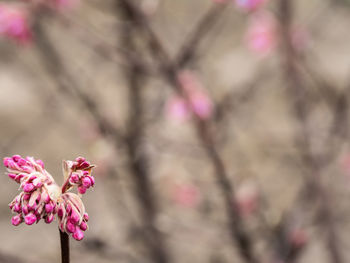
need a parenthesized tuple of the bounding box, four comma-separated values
(174, 3, 228, 68)
(115, 1, 259, 262)
(117, 8, 171, 263)
(278, 1, 344, 263)
(33, 12, 125, 145)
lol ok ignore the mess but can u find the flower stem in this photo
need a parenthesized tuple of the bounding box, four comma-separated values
(60, 230, 70, 263)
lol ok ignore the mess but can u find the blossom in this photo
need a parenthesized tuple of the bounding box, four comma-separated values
(245, 11, 277, 55)
(4, 155, 95, 241)
(57, 192, 89, 241)
(0, 4, 32, 44)
(288, 228, 308, 249)
(172, 184, 200, 208)
(235, 181, 259, 217)
(166, 70, 213, 121)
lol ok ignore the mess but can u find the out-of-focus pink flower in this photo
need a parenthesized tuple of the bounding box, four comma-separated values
(235, 0, 267, 12)
(4, 155, 95, 241)
(172, 184, 200, 208)
(245, 11, 277, 55)
(235, 181, 259, 217)
(166, 96, 191, 122)
(0, 5, 32, 44)
(166, 70, 213, 121)
(288, 228, 308, 249)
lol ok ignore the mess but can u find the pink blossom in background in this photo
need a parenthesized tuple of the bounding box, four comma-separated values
(172, 184, 200, 208)
(288, 228, 308, 249)
(166, 70, 213, 121)
(235, 0, 267, 12)
(0, 4, 32, 44)
(190, 90, 213, 119)
(166, 95, 191, 122)
(235, 181, 259, 217)
(245, 11, 277, 55)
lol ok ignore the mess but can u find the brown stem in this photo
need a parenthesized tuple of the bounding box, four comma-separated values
(116, 1, 258, 262)
(279, 1, 344, 263)
(117, 7, 171, 263)
(60, 230, 70, 263)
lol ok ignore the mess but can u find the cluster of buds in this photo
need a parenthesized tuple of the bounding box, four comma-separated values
(63, 157, 95, 194)
(5, 155, 59, 226)
(4, 155, 95, 241)
(57, 192, 89, 241)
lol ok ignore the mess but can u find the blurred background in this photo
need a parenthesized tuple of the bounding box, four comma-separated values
(1, 0, 350, 262)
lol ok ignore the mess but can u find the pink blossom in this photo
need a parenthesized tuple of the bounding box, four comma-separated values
(172, 184, 200, 208)
(245, 11, 277, 55)
(166, 96, 191, 122)
(4, 155, 95, 241)
(166, 71, 213, 121)
(235, 181, 259, 217)
(0, 4, 32, 44)
(62, 156, 95, 194)
(57, 192, 89, 241)
(288, 228, 308, 249)
(235, 0, 267, 12)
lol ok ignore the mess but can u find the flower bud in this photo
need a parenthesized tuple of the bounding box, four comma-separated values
(78, 185, 87, 194)
(66, 220, 76, 233)
(24, 213, 37, 225)
(80, 221, 88, 231)
(45, 203, 54, 213)
(23, 183, 34, 192)
(72, 228, 84, 241)
(45, 213, 54, 224)
(11, 215, 22, 226)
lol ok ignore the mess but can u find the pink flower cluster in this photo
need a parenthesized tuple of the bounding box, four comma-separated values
(4, 155, 95, 241)
(5, 155, 58, 226)
(166, 70, 213, 121)
(58, 192, 89, 241)
(64, 157, 95, 194)
(0, 4, 32, 44)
